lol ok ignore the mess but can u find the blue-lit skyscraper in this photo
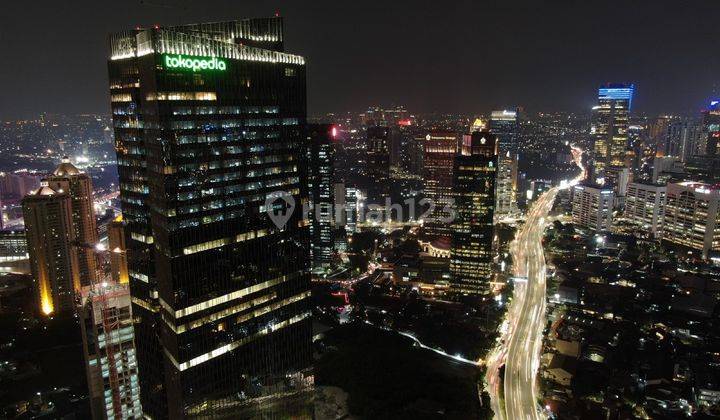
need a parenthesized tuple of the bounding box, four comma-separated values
(591, 83, 635, 181)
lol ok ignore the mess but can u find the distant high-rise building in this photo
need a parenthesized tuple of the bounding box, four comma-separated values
(307, 124, 335, 269)
(649, 116, 672, 155)
(470, 118, 486, 133)
(407, 134, 425, 176)
(591, 83, 634, 181)
(664, 118, 702, 162)
(0, 171, 41, 200)
(78, 282, 142, 419)
(363, 105, 408, 127)
(108, 215, 128, 284)
(45, 157, 98, 286)
(652, 156, 685, 183)
(528, 179, 552, 205)
(571, 184, 614, 232)
(345, 186, 360, 233)
(423, 130, 458, 237)
(624, 182, 666, 238)
(490, 109, 520, 218)
(449, 131, 498, 295)
(333, 183, 346, 229)
(366, 126, 390, 201)
(489, 109, 520, 154)
(108, 18, 312, 418)
(701, 100, 720, 156)
(495, 152, 519, 218)
(22, 184, 80, 315)
(0, 230, 27, 263)
(663, 181, 720, 259)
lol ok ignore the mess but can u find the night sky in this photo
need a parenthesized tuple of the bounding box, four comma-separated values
(1, 0, 718, 119)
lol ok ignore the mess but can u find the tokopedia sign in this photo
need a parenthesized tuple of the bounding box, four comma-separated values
(163, 54, 227, 72)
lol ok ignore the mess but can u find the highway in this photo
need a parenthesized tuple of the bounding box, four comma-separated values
(485, 147, 584, 420)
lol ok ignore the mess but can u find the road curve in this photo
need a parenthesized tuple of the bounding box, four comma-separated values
(484, 147, 584, 420)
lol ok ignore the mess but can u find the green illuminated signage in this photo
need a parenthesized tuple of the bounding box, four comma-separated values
(163, 54, 227, 72)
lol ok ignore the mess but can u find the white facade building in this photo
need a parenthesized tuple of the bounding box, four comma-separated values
(572, 184, 614, 232)
(624, 182, 666, 238)
(663, 182, 720, 259)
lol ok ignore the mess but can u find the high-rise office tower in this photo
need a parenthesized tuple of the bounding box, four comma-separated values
(701, 100, 720, 156)
(333, 183, 346, 230)
(408, 134, 425, 176)
(495, 152, 518, 218)
(449, 132, 498, 295)
(307, 124, 335, 270)
(332, 183, 348, 251)
(22, 183, 80, 315)
(663, 182, 720, 259)
(108, 18, 312, 418)
(78, 282, 142, 419)
(108, 215, 129, 284)
(0, 171, 41, 200)
(649, 116, 672, 155)
(664, 118, 702, 162)
(489, 109, 520, 153)
(423, 130, 458, 237)
(345, 186, 360, 233)
(45, 157, 98, 286)
(571, 184, 614, 232)
(624, 182, 666, 239)
(490, 109, 520, 218)
(366, 126, 390, 202)
(652, 156, 685, 183)
(591, 83, 634, 182)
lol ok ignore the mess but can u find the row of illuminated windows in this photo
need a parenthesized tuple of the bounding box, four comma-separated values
(171, 106, 279, 116)
(175, 160, 292, 186)
(120, 183, 149, 194)
(172, 312, 310, 371)
(176, 131, 280, 144)
(174, 177, 298, 215)
(170, 118, 298, 130)
(175, 175, 298, 201)
(147, 92, 217, 101)
(174, 149, 293, 164)
(177, 158, 296, 173)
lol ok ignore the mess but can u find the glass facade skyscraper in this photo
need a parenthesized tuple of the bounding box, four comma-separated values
(450, 131, 498, 295)
(591, 83, 634, 182)
(489, 109, 520, 218)
(366, 126, 390, 202)
(307, 124, 335, 270)
(108, 17, 312, 418)
(423, 130, 458, 237)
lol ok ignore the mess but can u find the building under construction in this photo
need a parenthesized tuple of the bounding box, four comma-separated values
(78, 282, 142, 419)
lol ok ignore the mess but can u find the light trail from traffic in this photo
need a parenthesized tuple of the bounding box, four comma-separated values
(484, 147, 584, 420)
(362, 320, 482, 367)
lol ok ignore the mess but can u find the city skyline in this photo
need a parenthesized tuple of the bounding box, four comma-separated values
(3, 6, 720, 420)
(2, 0, 720, 119)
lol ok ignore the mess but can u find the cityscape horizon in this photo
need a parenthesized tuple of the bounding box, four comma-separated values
(1, 5, 720, 420)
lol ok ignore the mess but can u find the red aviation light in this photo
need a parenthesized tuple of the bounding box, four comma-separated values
(398, 119, 412, 126)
